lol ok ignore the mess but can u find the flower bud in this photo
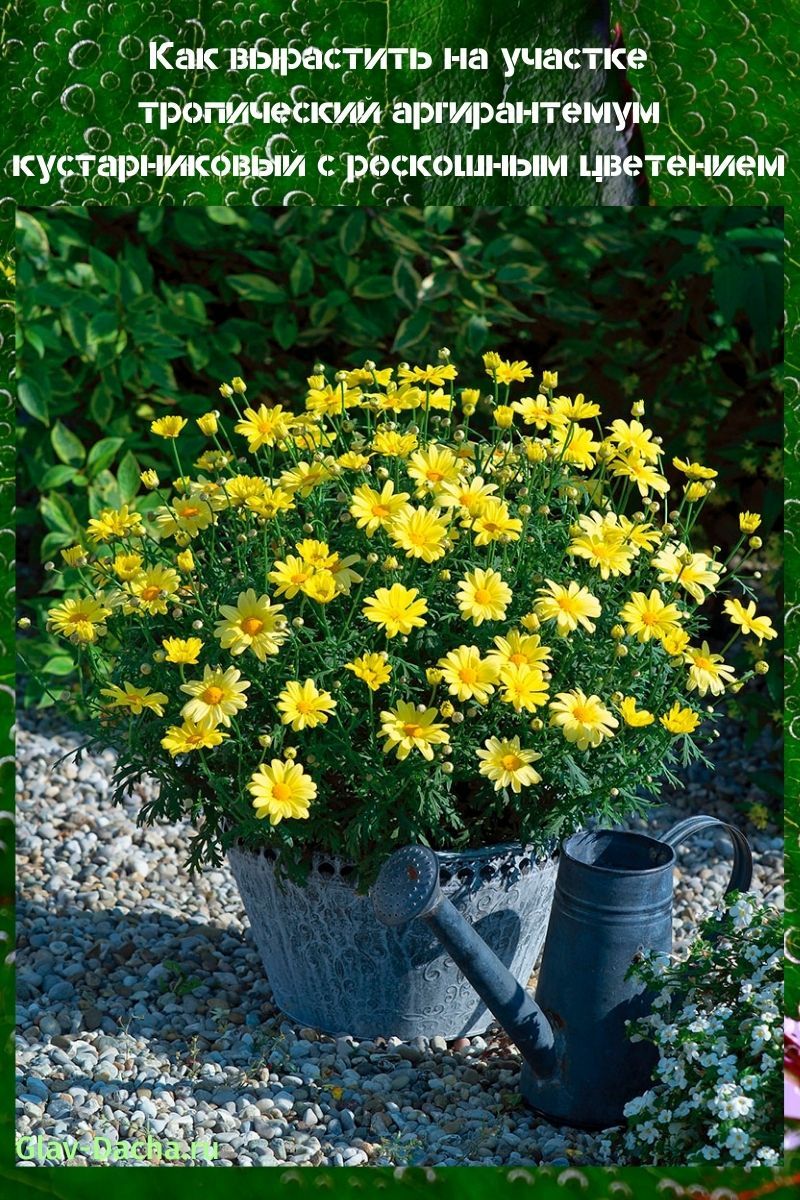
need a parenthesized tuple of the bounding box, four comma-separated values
(441, 761, 454, 774)
(451, 711, 465, 724)
(219, 382, 234, 399)
(755, 661, 769, 675)
(439, 701, 455, 718)
(139, 663, 152, 676)
(529, 718, 544, 732)
(140, 469, 160, 489)
(749, 536, 762, 550)
(611, 624, 625, 640)
(192, 619, 203, 630)
(438, 569, 451, 582)
(284, 746, 298, 759)
(231, 376, 247, 394)
(615, 644, 628, 658)
(292, 617, 304, 628)
(197, 411, 219, 436)
(426, 668, 443, 686)
(17, 616, 31, 629)
(631, 400, 645, 417)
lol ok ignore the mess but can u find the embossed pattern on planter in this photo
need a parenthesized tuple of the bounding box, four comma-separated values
(227, 843, 558, 1040)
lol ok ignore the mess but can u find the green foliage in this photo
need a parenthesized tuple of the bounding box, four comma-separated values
(17, 205, 784, 758)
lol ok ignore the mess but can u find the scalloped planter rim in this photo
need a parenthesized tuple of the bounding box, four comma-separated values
(227, 841, 559, 1040)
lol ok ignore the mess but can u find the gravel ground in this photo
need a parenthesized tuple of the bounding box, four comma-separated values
(15, 714, 783, 1167)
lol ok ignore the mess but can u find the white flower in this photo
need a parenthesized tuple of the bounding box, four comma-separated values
(700, 1145, 720, 1161)
(725, 1127, 751, 1159)
(729, 896, 757, 929)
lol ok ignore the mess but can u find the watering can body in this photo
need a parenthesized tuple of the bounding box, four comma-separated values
(371, 815, 752, 1129)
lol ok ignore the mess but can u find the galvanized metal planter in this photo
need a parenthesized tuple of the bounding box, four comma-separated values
(227, 841, 558, 1039)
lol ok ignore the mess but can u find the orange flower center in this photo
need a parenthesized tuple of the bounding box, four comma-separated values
(509, 651, 527, 666)
(181, 505, 201, 518)
(572, 705, 591, 723)
(139, 586, 161, 602)
(202, 685, 225, 705)
(402, 722, 423, 739)
(473, 588, 490, 604)
(241, 616, 264, 637)
(501, 753, 523, 771)
(272, 782, 291, 803)
(371, 503, 390, 518)
(459, 667, 478, 684)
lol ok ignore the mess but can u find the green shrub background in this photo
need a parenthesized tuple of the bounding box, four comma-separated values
(15, 205, 783, 772)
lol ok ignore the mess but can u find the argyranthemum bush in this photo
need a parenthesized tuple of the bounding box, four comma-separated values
(618, 895, 782, 1167)
(36, 352, 776, 879)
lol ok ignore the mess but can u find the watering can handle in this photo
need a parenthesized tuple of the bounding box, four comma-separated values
(661, 815, 753, 896)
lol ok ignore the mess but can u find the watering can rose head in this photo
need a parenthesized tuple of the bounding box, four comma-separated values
(39, 353, 776, 879)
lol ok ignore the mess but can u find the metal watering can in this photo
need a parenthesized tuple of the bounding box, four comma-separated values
(371, 815, 752, 1129)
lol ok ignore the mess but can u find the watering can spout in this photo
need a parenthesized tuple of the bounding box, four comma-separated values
(370, 845, 558, 1080)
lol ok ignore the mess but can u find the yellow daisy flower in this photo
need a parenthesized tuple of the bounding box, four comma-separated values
(277, 679, 337, 732)
(176, 549, 195, 573)
(162, 636, 203, 665)
(60, 545, 87, 568)
(672, 457, 718, 480)
(619, 589, 684, 643)
(87, 505, 144, 543)
(739, 512, 761, 534)
(180, 665, 250, 728)
(551, 422, 600, 470)
(684, 642, 736, 697)
(549, 689, 618, 750)
(278, 460, 334, 497)
(512, 394, 553, 429)
(234, 403, 292, 451)
(568, 515, 635, 580)
(390, 504, 451, 562)
(491, 359, 534, 385)
(349, 481, 410, 535)
(477, 736, 542, 793)
(112, 552, 144, 581)
(155, 496, 215, 540)
(161, 721, 228, 755)
(486, 630, 552, 675)
(437, 645, 500, 704)
(269, 555, 315, 599)
(48, 595, 111, 643)
(406, 444, 461, 496)
(534, 579, 601, 636)
(456, 568, 512, 626)
(380, 701, 450, 761)
(150, 415, 187, 439)
(398, 363, 458, 387)
(302, 571, 339, 604)
(249, 759, 316, 824)
(660, 703, 701, 735)
(549, 394, 601, 424)
(436, 475, 498, 517)
(723, 599, 777, 644)
(652, 542, 721, 603)
(362, 583, 428, 638)
(611, 452, 670, 497)
(662, 628, 691, 658)
(498, 663, 549, 712)
(372, 428, 419, 458)
(345, 651, 392, 691)
(471, 499, 522, 546)
(617, 697, 655, 727)
(128, 564, 181, 616)
(100, 682, 169, 717)
(607, 419, 660, 463)
(214, 590, 288, 660)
